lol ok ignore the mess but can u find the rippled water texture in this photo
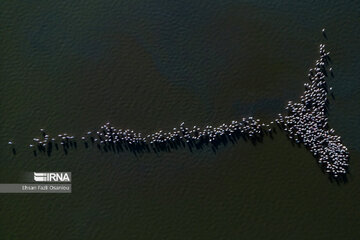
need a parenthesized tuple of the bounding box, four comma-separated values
(1, 1, 360, 239)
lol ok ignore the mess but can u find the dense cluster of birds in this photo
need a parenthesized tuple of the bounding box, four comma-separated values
(8, 30, 350, 178)
(282, 42, 349, 177)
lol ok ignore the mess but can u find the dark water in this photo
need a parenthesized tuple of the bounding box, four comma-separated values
(1, 1, 360, 239)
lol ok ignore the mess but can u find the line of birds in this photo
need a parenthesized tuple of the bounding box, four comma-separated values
(8, 29, 350, 178)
